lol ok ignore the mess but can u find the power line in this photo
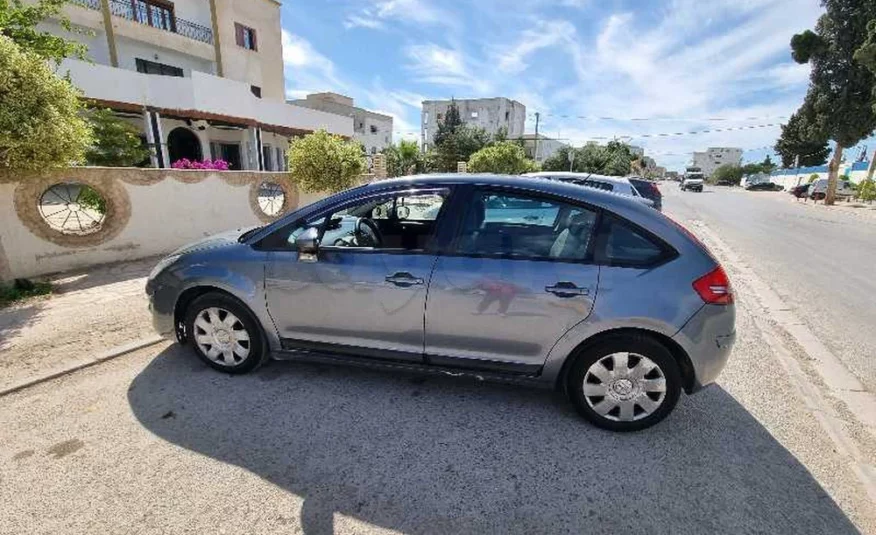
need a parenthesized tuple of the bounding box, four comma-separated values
(530, 112, 790, 122)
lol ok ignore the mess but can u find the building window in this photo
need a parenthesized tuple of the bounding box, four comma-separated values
(133, 0, 175, 32)
(135, 58, 183, 77)
(370, 124, 378, 134)
(250, 85, 262, 98)
(275, 147, 285, 171)
(424, 112, 429, 124)
(235, 22, 257, 50)
(471, 111, 478, 119)
(262, 144, 274, 171)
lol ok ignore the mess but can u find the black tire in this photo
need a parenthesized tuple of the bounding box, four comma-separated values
(184, 292, 267, 374)
(566, 334, 682, 432)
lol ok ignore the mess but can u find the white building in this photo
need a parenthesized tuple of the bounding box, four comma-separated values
(421, 98, 526, 151)
(519, 134, 567, 164)
(41, 0, 351, 170)
(692, 147, 743, 178)
(289, 93, 393, 155)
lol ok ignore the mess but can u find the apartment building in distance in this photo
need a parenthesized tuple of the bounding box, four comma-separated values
(289, 93, 393, 154)
(421, 98, 526, 150)
(40, 0, 351, 170)
(692, 147, 743, 178)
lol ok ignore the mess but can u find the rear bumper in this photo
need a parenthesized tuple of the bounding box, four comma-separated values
(672, 304, 736, 392)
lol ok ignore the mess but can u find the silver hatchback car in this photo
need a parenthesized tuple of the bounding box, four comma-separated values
(147, 174, 735, 431)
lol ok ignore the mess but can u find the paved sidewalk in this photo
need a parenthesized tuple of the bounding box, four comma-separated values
(0, 258, 158, 392)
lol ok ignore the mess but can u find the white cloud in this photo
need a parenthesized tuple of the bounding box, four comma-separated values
(281, 30, 348, 95)
(404, 44, 491, 93)
(344, 0, 449, 31)
(494, 20, 577, 74)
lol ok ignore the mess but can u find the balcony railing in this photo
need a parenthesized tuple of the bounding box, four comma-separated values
(69, 0, 101, 9)
(107, 0, 214, 45)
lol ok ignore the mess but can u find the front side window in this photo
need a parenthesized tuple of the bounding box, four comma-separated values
(277, 191, 448, 252)
(456, 190, 598, 261)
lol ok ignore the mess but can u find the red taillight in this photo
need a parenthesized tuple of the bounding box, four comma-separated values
(693, 266, 733, 305)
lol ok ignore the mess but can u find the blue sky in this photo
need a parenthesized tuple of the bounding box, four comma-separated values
(279, 0, 871, 171)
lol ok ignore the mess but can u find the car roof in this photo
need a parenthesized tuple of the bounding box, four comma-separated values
(363, 173, 647, 209)
(523, 172, 632, 184)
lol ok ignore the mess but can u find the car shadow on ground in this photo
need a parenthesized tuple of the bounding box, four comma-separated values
(128, 346, 858, 535)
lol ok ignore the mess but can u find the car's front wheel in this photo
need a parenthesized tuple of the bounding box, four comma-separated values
(567, 335, 682, 432)
(184, 292, 266, 374)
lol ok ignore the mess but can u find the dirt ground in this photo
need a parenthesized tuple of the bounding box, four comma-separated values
(0, 258, 158, 391)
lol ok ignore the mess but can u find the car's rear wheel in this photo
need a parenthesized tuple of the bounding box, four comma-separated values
(184, 292, 266, 374)
(567, 335, 681, 432)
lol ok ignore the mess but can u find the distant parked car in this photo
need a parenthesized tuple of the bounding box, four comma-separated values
(789, 183, 810, 199)
(628, 177, 663, 211)
(809, 178, 854, 201)
(523, 172, 656, 209)
(745, 182, 783, 192)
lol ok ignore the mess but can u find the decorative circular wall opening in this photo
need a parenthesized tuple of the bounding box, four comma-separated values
(256, 182, 286, 216)
(38, 183, 107, 235)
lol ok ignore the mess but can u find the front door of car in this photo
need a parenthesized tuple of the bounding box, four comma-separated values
(264, 188, 450, 362)
(424, 188, 601, 373)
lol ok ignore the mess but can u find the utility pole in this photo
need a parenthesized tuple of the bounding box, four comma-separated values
(534, 112, 540, 163)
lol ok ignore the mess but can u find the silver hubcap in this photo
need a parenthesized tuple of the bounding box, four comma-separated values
(193, 307, 251, 366)
(583, 352, 667, 422)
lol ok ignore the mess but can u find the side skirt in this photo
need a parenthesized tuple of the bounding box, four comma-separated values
(272, 347, 548, 389)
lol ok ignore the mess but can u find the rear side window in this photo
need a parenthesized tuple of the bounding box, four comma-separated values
(598, 216, 669, 267)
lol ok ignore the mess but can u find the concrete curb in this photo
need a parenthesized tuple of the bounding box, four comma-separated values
(0, 335, 166, 398)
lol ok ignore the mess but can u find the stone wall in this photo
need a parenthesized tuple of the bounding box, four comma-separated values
(0, 167, 334, 280)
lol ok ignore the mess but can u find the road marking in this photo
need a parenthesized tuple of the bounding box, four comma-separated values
(686, 218, 876, 503)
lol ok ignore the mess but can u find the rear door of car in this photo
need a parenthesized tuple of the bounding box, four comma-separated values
(423, 185, 601, 373)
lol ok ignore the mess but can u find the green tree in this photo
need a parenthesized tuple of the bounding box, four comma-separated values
(434, 125, 490, 172)
(775, 93, 831, 168)
(467, 141, 537, 174)
(541, 142, 633, 176)
(710, 164, 744, 185)
(0, 35, 92, 170)
(790, 0, 876, 204)
(857, 178, 876, 201)
(760, 155, 776, 173)
(430, 101, 492, 171)
(542, 146, 576, 172)
(0, 0, 87, 62)
(382, 139, 423, 177)
(84, 108, 151, 167)
(287, 130, 366, 193)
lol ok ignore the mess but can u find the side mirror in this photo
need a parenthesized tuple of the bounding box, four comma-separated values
(295, 227, 320, 254)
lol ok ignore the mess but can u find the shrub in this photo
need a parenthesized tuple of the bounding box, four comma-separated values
(171, 158, 230, 170)
(287, 130, 365, 193)
(0, 36, 92, 170)
(468, 141, 538, 174)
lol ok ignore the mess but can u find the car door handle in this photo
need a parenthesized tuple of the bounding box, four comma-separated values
(385, 272, 425, 287)
(545, 282, 590, 298)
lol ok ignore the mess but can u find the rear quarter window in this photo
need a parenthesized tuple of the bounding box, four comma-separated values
(597, 216, 672, 267)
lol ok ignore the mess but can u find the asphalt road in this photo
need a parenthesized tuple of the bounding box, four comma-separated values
(664, 185, 876, 393)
